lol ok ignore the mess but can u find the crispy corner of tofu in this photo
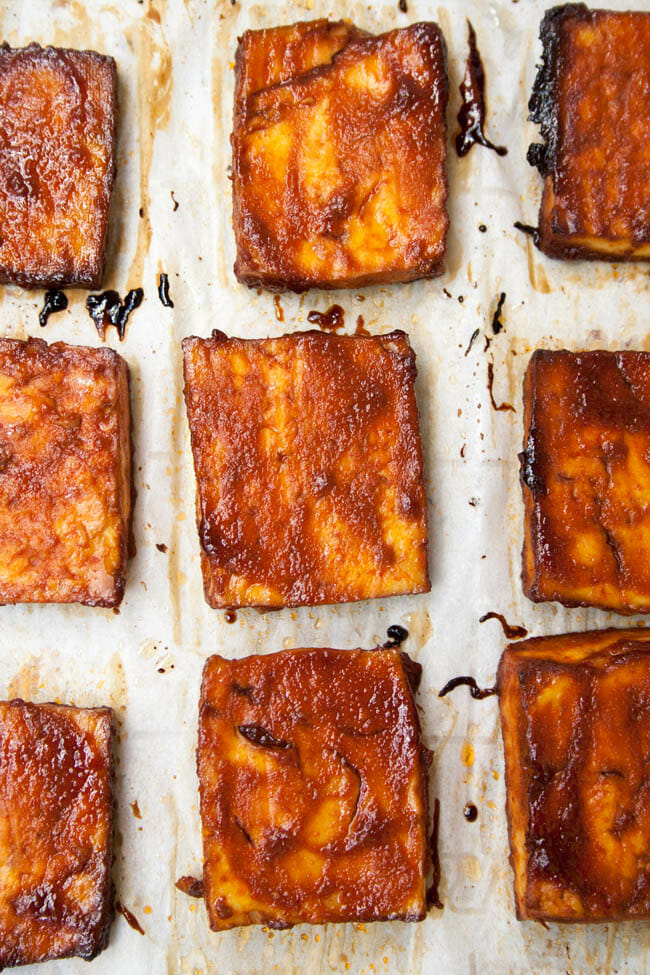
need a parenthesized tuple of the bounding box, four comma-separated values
(196, 647, 431, 929)
(0, 699, 114, 966)
(0, 337, 132, 607)
(231, 21, 448, 292)
(0, 43, 118, 288)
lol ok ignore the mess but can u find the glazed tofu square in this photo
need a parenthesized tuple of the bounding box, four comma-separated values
(0, 43, 117, 288)
(232, 20, 448, 291)
(197, 647, 431, 929)
(520, 349, 650, 615)
(499, 628, 650, 922)
(182, 329, 429, 609)
(0, 699, 114, 965)
(528, 5, 650, 262)
(0, 337, 132, 607)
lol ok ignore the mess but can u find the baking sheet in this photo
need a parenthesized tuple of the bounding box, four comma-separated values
(1, 0, 650, 972)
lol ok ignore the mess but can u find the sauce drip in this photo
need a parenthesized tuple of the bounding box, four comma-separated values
(464, 328, 479, 357)
(225, 609, 237, 624)
(39, 289, 68, 327)
(398, 0, 408, 10)
(130, 800, 142, 819)
(479, 612, 528, 639)
(426, 798, 443, 909)
(307, 304, 344, 332)
(170, 190, 179, 211)
(513, 221, 539, 241)
(487, 361, 515, 413)
(455, 22, 507, 158)
(491, 292, 506, 334)
(438, 676, 497, 700)
(86, 288, 144, 341)
(158, 272, 173, 308)
(464, 802, 478, 822)
(115, 901, 145, 935)
(176, 876, 204, 898)
(355, 314, 369, 336)
(384, 624, 409, 647)
(273, 295, 284, 322)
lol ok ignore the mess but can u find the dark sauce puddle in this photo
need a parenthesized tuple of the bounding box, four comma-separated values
(307, 304, 344, 332)
(158, 273, 173, 308)
(39, 289, 68, 327)
(384, 624, 408, 648)
(456, 22, 507, 158)
(86, 288, 144, 341)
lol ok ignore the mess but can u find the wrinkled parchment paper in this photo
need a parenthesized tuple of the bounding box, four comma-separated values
(1, 1, 650, 972)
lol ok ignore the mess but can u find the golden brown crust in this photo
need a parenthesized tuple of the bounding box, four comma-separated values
(197, 647, 431, 929)
(0, 43, 117, 288)
(232, 20, 448, 292)
(498, 629, 650, 922)
(0, 699, 114, 965)
(182, 329, 429, 609)
(0, 337, 132, 607)
(529, 5, 650, 261)
(520, 349, 650, 614)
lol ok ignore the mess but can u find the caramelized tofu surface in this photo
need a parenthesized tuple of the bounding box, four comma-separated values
(0, 43, 117, 288)
(0, 699, 114, 965)
(499, 629, 650, 922)
(232, 20, 448, 291)
(182, 329, 429, 609)
(529, 4, 650, 261)
(0, 337, 132, 607)
(520, 349, 650, 614)
(197, 647, 431, 929)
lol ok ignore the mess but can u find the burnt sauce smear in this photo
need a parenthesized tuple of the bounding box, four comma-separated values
(487, 361, 515, 413)
(238, 724, 291, 749)
(491, 292, 506, 334)
(307, 304, 344, 332)
(514, 221, 539, 241)
(176, 876, 204, 898)
(479, 611, 528, 639)
(439, 676, 497, 700)
(456, 21, 507, 158)
(39, 289, 68, 327)
(426, 797, 443, 909)
(86, 288, 144, 341)
(158, 272, 174, 308)
(115, 901, 145, 935)
(464, 328, 480, 357)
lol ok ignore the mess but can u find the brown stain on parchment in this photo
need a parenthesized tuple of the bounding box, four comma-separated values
(6, 656, 43, 701)
(125, 2, 173, 290)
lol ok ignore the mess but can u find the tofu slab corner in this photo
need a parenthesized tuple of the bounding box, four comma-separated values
(499, 628, 650, 922)
(232, 19, 449, 291)
(182, 329, 430, 609)
(196, 646, 431, 929)
(0, 337, 132, 607)
(0, 42, 118, 288)
(0, 699, 114, 966)
(528, 4, 650, 261)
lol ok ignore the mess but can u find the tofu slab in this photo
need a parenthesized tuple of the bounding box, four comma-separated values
(197, 647, 431, 929)
(0, 43, 117, 288)
(520, 349, 650, 614)
(182, 329, 429, 609)
(232, 20, 448, 291)
(528, 4, 650, 261)
(0, 337, 132, 607)
(0, 699, 114, 965)
(499, 629, 650, 922)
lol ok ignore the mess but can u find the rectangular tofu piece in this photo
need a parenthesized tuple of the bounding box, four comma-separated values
(0, 699, 114, 965)
(499, 628, 650, 922)
(520, 349, 650, 614)
(197, 647, 431, 929)
(182, 329, 429, 609)
(0, 337, 132, 607)
(232, 20, 448, 291)
(0, 43, 117, 288)
(528, 5, 650, 261)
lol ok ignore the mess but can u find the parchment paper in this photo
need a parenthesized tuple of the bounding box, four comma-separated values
(1, 1, 650, 972)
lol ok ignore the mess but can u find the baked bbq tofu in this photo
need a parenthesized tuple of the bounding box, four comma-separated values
(0, 337, 132, 607)
(197, 647, 431, 929)
(499, 628, 650, 922)
(182, 329, 429, 609)
(528, 4, 650, 262)
(232, 20, 449, 291)
(520, 349, 650, 615)
(0, 699, 114, 965)
(0, 43, 117, 288)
